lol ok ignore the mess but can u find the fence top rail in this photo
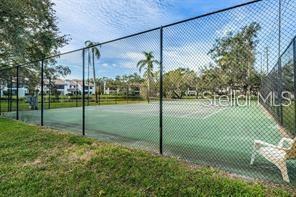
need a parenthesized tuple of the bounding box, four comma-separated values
(0, 0, 263, 72)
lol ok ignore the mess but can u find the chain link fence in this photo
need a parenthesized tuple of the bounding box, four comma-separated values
(1, 0, 296, 184)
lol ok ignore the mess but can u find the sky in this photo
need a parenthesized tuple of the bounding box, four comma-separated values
(51, 0, 296, 80)
(53, 0, 250, 52)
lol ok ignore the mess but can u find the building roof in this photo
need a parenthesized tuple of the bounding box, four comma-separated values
(75, 80, 94, 87)
(53, 79, 66, 85)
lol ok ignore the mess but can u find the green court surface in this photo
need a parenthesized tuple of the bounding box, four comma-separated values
(3, 100, 296, 184)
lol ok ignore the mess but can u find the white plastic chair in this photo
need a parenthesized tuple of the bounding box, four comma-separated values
(250, 137, 296, 183)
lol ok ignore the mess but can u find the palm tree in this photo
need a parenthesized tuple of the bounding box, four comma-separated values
(137, 52, 159, 103)
(85, 40, 101, 104)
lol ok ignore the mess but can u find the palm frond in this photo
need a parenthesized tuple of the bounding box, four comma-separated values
(138, 63, 146, 73)
(92, 47, 101, 59)
(85, 40, 91, 46)
(137, 60, 146, 67)
(152, 60, 160, 65)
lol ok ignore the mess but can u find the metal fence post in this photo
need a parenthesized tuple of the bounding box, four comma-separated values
(278, 0, 283, 125)
(293, 38, 296, 135)
(7, 79, 9, 112)
(0, 86, 1, 115)
(126, 85, 128, 104)
(41, 60, 44, 126)
(76, 90, 78, 107)
(9, 76, 12, 112)
(82, 49, 86, 136)
(48, 78, 51, 109)
(278, 60, 283, 125)
(0, 78, 2, 115)
(98, 83, 101, 105)
(159, 26, 163, 155)
(16, 66, 19, 120)
(8, 77, 10, 112)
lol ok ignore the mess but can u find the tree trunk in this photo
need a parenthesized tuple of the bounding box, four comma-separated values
(92, 52, 98, 104)
(48, 78, 51, 109)
(147, 78, 150, 103)
(126, 84, 129, 104)
(87, 50, 90, 106)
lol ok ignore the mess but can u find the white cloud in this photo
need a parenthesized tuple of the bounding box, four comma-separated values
(51, 0, 296, 79)
(52, 0, 177, 52)
(163, 43, 214, 72)
(107, 42, 213, 72)
(52, 0, 251, 52)
(119, 52, 143, 69)
(101, 63, 108, 68)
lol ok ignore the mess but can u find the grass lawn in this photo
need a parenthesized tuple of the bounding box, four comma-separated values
(0, 118, 293, 196)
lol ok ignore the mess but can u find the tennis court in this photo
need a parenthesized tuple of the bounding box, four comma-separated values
(4, 100, 295, 183)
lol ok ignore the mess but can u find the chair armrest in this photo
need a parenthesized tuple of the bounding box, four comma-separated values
(254, 140, 277, 149)
(278, 137, 294, 148)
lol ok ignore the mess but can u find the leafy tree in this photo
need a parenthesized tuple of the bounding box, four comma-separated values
(104, 76, 124, 95)
(199, 64, 228, 94)
(163, 68, 197, 99)
(85, 41, 101, 103)
(127, 73, 144, 85)
(137, 52, 159, 102)
(163, 68, 184, 98)
(127, 73, 145, 96)
(183, 68, 199, 97)
(0, 0, 70, 100)
(208, 22, 261, 95)
(0, 0, 69, 68)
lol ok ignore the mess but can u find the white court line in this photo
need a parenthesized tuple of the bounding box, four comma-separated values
(202, 107, 228, 120)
